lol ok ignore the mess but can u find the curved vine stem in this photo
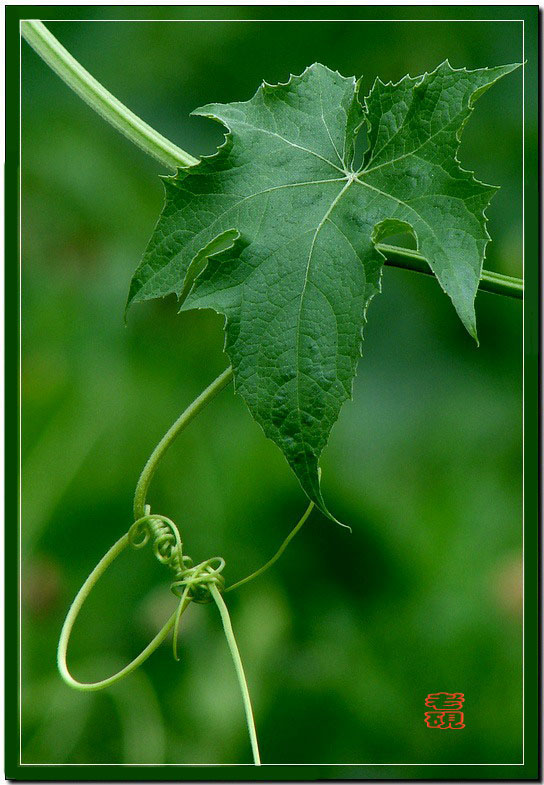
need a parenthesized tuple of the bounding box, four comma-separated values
(22, 20, 523, 300)
(133, 366, 233, 519)
(21, 20, 197, 170)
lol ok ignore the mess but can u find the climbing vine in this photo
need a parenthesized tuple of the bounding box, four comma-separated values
(22, 19, 522, 766)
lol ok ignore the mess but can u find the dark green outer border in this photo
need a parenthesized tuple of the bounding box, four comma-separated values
(6, 5, 540, 781)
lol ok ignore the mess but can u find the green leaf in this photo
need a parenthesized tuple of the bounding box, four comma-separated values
(127, 61, 519, 520)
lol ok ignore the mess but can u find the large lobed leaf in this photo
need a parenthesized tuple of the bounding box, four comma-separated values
(128, 61, 519, 521)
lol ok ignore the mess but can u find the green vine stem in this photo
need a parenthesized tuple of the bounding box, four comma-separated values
(21, 20, 198, 170)
(378, 243, 524, 299)
(133, 366, 233, 519)
(21, 20, 523, 300)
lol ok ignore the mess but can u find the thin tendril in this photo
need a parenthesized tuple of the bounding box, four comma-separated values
(57, 368, 314, 764)
(133, 367, 233, 519)
(210, 585, 262, 766)
(226, 500, 314, 593)
(57, 533, 184, 691)
(173, 584, 192, 662)
(130, 513, 226, 658)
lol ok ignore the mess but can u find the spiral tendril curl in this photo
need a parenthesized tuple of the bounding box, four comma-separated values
(128, 509, 226, 658)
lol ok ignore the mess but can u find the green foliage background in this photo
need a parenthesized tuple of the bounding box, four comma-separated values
(21, 13, 525, 769)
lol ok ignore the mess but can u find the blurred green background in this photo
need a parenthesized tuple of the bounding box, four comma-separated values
(21, 12, 525, 770)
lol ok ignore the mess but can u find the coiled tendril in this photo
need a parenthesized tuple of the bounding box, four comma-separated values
(56, 368, 314, 767)
(129, 506, 225, 660)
